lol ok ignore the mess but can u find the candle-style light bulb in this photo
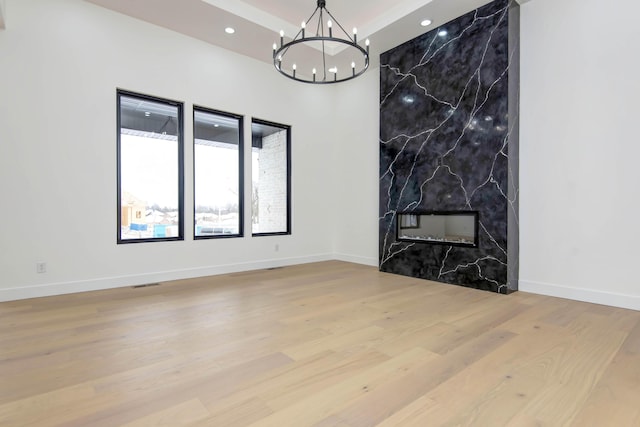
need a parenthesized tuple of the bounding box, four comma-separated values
(353, 27, 358, 43)
(329, 66, 337, 81)
(327, 20, 332, 37)
(273, 43, 277, 52)
(365, 38, 370, 54)
(312, 68, 316, 82)
(301, 21, 306, 38)
(293, 64, 296, 77)
(352, 61, 356, 76)
(280, 30, 284, 46)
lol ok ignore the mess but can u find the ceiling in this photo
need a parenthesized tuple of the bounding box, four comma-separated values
(85, 0, 509, 79)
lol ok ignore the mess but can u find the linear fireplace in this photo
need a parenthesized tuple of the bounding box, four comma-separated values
(397, 211, 479, 247)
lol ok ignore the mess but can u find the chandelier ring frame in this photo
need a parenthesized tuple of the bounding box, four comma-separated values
(273, 36, 370, 84)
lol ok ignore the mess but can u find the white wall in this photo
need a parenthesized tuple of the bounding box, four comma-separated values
(2, 0, 639, 310)
(0, 0, 5, 29)
(331, 68, 380, 266)
(0, 0, 336, 301)
(519, 0, 640, 310)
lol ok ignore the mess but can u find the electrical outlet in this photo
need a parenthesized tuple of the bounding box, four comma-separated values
(36, 262, 47, 274)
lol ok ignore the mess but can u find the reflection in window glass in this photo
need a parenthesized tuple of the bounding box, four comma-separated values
(251, 119, 291, 235)
(117, 91, 183, 243)
(194, 108, 243, 238)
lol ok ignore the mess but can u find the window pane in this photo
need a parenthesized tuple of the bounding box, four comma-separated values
(194, 108, 243, 238)
(118, 91, 183, 242)
(251, 119, 290, 235)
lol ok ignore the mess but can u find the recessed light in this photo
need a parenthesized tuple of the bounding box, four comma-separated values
(144, 111, 151, 117)
(225, 27, 235, 34)
(421, 19, 432, 27)
(438, 29, 448, 37)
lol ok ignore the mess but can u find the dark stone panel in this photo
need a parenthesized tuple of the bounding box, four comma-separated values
(506, 0, 521, 292)
(379, 0, 519, 293)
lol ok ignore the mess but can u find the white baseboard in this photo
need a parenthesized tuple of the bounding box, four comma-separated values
(519, 279, 640, 311)
(14, 256, 635, 311)
(0, 253, 334, 302)
(333, 253, 379, 267)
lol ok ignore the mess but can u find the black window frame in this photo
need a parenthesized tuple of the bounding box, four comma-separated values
(193, 106, 245, 240)
(251, 118, 292, 237)
(116, 89, 185, 244)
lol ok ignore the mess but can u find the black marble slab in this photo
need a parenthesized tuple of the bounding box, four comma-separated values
(379, 0, 519, 293)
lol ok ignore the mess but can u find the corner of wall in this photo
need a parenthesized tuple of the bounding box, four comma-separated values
(0, 0, 6, 29)
(333, 253, 378, 267)
(329, 70, 380, 264)
(0, 253, 334, 302)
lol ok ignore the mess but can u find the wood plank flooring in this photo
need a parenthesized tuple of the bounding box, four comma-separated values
(1, 261, 639, 426)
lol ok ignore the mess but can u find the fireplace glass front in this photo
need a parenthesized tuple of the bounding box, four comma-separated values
(397, 211, 479, 247)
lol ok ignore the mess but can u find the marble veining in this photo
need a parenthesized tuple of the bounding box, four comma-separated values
(379, 0, 519, 293)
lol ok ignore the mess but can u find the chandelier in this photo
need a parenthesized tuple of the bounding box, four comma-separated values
(272, 0, 370, 84)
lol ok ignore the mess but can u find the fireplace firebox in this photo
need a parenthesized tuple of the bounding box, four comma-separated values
(397, 211, 479, 248)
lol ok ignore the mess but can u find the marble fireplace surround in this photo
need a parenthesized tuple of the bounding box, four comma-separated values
(379, 0, 520, 293)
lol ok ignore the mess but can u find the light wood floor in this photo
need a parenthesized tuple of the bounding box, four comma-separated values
(1, 261, 639, 426)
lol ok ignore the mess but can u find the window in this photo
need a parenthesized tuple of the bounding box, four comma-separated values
(193, 107, 243, 238)
(251, 119, 291, 235)
(117, 90, 184, 243)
